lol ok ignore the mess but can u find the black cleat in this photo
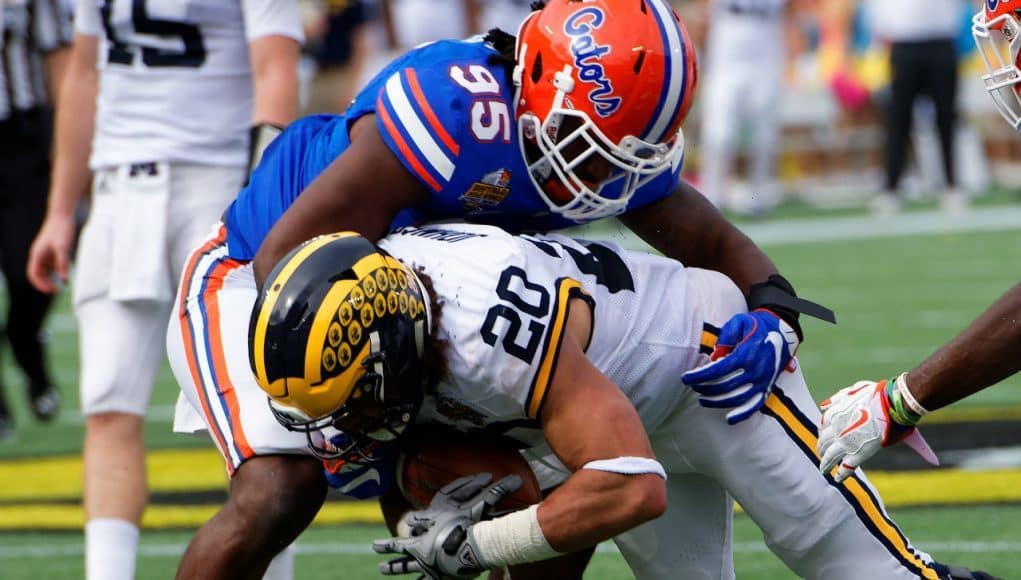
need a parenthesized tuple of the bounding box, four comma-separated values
(28, 383, 60, 422)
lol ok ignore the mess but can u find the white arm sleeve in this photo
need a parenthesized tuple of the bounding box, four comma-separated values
(241, 0, 305, 43)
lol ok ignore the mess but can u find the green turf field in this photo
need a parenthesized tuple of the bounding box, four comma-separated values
(2, 506, 1019, 579)
(0, 213, 1019, 578)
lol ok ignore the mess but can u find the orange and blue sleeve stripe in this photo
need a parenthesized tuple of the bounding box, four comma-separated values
(178, 227, 254, 475)
(376, 68, 460, 193)
(762, 387, 941, 579)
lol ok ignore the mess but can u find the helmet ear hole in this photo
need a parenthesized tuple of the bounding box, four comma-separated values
(531, 52, 543, 83)
(633, 51, 646, 75)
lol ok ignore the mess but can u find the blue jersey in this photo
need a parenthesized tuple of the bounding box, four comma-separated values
(224, 37, 681, 261)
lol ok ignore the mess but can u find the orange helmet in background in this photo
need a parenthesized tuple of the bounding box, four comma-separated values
(513, 0, 698, 220)
(973, 0, 1021, 131)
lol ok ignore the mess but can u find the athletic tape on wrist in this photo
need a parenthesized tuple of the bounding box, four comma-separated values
(582, 456, 667, 480)
(895, 373, 930, 418)
(468, 504, 560, 567)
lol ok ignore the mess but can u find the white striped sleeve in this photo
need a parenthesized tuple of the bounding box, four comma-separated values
(382, 72, 456, 181)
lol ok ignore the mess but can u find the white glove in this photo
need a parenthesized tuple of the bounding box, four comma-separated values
(818, 378, 939, 482)
(373, 473, 522, 579)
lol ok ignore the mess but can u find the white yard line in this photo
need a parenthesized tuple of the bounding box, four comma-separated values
(566, 206, 1021, 251)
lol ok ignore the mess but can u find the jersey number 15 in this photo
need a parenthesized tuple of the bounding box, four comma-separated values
(100, 0, 206, 68)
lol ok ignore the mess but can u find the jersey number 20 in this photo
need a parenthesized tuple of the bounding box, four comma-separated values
(480, 266, 549, 364)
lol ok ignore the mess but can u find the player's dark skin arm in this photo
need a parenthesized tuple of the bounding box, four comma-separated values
(620, 180, 779, 298)
(905, 283, 1021, 411)
(253, 115, 430, 288)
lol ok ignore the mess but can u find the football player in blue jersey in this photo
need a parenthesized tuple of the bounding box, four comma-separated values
(167, 1, 834, 576)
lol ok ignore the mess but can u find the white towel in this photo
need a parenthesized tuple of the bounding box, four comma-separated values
(108, 162, 173, 302)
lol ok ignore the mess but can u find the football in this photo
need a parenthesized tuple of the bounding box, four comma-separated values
(396, 430, 543, 512)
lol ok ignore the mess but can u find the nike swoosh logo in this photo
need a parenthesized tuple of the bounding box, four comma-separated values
(846, 384, 872, 396)
(839, 408, 870, 437)
(338, 467, 382, 492)
(765, 332, 784, 372)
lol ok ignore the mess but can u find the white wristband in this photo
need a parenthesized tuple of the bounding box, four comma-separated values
(583, 456, 667, 480)
(895, 373, 930, 417)
(468, 504, 560, 567)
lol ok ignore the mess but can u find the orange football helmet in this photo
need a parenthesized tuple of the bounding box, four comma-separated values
(513, 0, 698, 220)
(973, 0, 1021, 131)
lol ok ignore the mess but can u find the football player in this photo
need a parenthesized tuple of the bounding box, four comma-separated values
(247, 226, 998, 579)
(167, 0, 834, 576)
(24, 1, 302, 579)
(817, 0, 1021, 484)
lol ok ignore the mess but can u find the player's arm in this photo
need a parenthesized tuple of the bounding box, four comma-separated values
(248, 34, 300, 126)
(533, 324, 667, 552)
(252, 115, 431, 287)
(27, 33, 98, 293)
(620, 179, 778, 296)
(906, 283, 1021, 410)
(818, 283, 1021, 480)
(373, 300, 664, 575)
(30, 0, 74, 104)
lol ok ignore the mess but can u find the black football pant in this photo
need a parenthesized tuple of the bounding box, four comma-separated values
(0, 108, 56, 417)
(884, 38, 959, 192)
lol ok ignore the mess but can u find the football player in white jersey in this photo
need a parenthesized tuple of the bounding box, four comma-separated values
(241, 227, 998, 579)
(25, 1, 302, 579)
(698, 0, 790, 215)
(817, 0, 1021, 486)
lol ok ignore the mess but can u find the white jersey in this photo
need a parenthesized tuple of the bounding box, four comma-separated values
(378, 224, 706, 447)
(74, 0, 303, 169)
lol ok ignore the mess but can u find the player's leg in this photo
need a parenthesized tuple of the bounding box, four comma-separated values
(673, 268, 943, 579)
(175, 455, 325, 579)
(167, 232, 327, 578)
(72, 170, 171, 580)
(698, 16, 741, 209)
(924, 39, 959, 191)
(744, 33, 784, 217)
(0, 134, 57, 420)
(884, 42, 922, 195)
(77, 298, 170, 580)
(167, 164, 310, 580)
(614, 472, 735, 580)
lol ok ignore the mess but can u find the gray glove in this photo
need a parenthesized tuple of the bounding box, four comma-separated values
(373, 473, 523, 579)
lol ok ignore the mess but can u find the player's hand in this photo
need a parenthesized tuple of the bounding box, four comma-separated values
(26, 213, 76, 294)
(682, 309, 798, 424)
(373, 473, 522, 579)
(818, 379, 938, 482)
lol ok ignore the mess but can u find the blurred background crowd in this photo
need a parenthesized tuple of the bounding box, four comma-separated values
(298, 0, 1015, 218)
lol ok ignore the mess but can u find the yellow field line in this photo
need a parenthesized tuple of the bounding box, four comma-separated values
(0, 448, 1019, 530)
(0, 502, 386, 530)
(0, 449, 228, 501)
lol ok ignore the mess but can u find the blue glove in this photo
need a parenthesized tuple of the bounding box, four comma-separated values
(322, 435, 396, 499)
(681, 309, 799, 424)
